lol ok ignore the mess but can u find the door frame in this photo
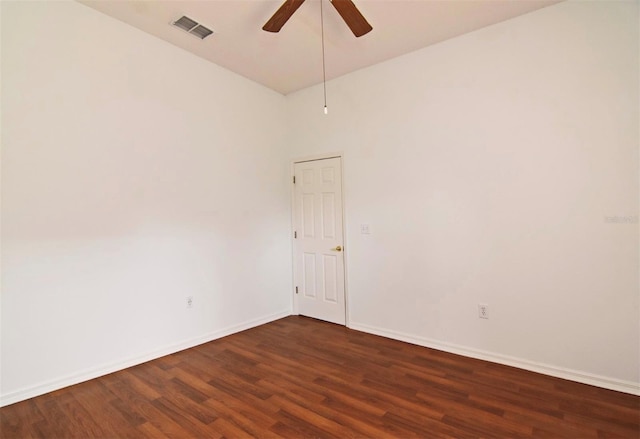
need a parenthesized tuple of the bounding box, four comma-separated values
(290, 152, 350, 327)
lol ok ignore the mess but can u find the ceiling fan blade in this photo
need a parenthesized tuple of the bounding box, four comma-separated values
(330, 0, 372, 37)
(263, 0, 306, 33)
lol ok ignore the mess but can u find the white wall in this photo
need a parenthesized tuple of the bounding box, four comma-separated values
(1, 1, 291, 405)
(286, 0, 639, 392)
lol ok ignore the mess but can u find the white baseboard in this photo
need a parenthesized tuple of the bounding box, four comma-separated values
(0, 310, 291, 407)
(348, 321, 640, 396)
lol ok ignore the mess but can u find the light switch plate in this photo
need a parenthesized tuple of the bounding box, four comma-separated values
(360, 224, 371, 234)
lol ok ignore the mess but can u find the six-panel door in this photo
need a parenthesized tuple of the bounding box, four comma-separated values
(293, 157, 345, 325)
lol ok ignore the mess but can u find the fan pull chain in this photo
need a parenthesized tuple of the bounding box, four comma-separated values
(320, 0, 328, 114)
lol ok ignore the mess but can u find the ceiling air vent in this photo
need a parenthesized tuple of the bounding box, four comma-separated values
(172, 16, 213, 40)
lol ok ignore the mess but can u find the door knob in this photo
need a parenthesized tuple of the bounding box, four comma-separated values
(332, 245, 342, 252)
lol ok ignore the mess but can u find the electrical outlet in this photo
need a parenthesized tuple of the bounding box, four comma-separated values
(186, 296, 193, 309)
(478, 303, 489, 319)
(360, 224, 371, 234)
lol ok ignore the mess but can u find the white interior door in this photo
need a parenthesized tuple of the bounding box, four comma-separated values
(293, 157, 345, 325)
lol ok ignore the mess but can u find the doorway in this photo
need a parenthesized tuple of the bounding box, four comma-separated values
(292, 156, 346, 325)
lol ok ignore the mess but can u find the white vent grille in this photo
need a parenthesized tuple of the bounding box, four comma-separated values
(172, 16, 213, 40)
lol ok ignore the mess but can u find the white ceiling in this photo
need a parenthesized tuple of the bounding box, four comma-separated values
(80, 0, 561, 95)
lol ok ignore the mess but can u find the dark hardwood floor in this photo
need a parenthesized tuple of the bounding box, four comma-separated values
(1, 316, 638, 438)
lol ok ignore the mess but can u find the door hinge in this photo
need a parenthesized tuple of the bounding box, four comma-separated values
(293, 175, 296, 184)
(295, 286, 299, 294)
(294, 231, 297, 239)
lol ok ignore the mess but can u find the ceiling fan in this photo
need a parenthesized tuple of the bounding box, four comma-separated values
(263, 0, 372, 37)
